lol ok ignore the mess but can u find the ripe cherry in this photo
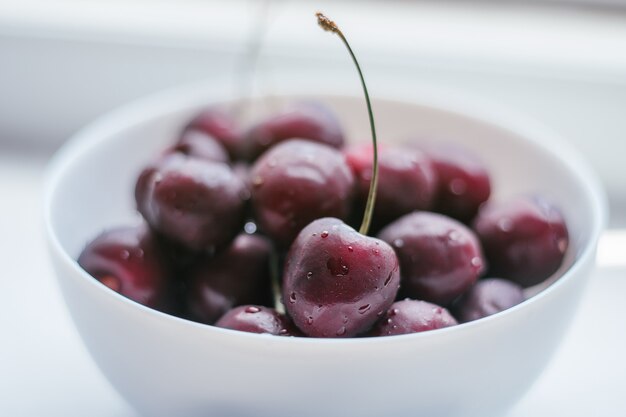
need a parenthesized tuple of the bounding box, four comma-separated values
(472, 196, 569, 287)
(379, 211, 486, 306)
(186, 234, 274, 324)
(245, 101, 345, 161)
(280, 15, 402, 338)
(426, 144, 491, 223)
(184, 107, 245, 161)
(345, 143, 437, 228)
(170, 130, 229, 163)
(77, 224, 174, 312)
(135, 153, 247, 252)
(250, 139, 354, 247)
(283, 218, 400, 337)
(368, 299, 457, 336)
(453, 278, 525, 323)
(216, 305, 301, 336)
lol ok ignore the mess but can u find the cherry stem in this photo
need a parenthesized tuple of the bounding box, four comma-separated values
(270, 249, 285, 314)
(233, 0, 272, 119)
(316, 12, 378, 235)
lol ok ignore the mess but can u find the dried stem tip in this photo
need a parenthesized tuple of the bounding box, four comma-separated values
(316, 12, 338, 33)
(314, 11, 379, 236)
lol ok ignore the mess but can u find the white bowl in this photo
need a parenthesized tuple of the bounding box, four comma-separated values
(44, 86, 606, 417)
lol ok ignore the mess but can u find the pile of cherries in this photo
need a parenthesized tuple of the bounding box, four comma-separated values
(78, 101, 569, 338)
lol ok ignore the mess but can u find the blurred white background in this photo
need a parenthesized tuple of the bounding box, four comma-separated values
(1, 1, 625, 416)
(2, 0, 626, 220)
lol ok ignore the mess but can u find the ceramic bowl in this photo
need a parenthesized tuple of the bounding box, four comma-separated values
(44, 86, 606, 417)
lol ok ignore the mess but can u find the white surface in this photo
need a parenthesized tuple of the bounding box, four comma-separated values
(2, 0, 626, 222)
(1, 1, 625, 414)
(1, 151, 625, 416)
(42, 89, 604, 417)
(3, 0, 626, 76)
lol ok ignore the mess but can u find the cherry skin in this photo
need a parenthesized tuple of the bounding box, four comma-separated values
(245, 101, 345, 161)
(472, 196, 569, 287)
(378, 211, 486, 306)
(216, 305, 301, 336)
(250, 139, 355, 247)
(135, 153, 247, 252)
(77, 224, 173, 312)
(186, 234, 274, 325)
(368, 299, 457, 336)
(170, 130, 229, 163)
(283, 217, 400, 338)
(345, 143, 437, 228)
(453, 278, 525, 323)
(425, 144, 491, 223)
(184, 107, 245, 161)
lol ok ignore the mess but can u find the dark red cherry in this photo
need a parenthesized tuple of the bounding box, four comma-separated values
(135, 153, 247, 252)
(216, 305, 301, 336)
(170, 130, 229, 163)
(345, 143, 437, 227)
(77, 224, 173, 312)
(472, 196, 569, 287)
(250, 140, 354, 247)
(453, 278, 525, 323)
(184, 107, 245, 161)
(378, 211, 485, 306)
(369, 299, 457, 336)
(426, 144, 491, 223)
(283, 218, 400, 338)
(186, 234, 273, 324)
(245, 101, 345, 161)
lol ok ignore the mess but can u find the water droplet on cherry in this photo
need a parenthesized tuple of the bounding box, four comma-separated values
(498, 218, 513, 232)
(358, 304, 371, 314)
(244, 221, 257, 234)
(327, 257, 349, 276)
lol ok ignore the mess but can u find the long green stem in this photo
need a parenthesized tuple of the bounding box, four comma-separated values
(233, 0, 272, 118)
(270, 249, 285, 314)
(316, 13, 378, 235)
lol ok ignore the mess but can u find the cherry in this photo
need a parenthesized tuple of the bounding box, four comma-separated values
(425, 144, 491, 223)
(216, 305, 301, 336)
(378, 211, 486, 306)
(283, 218, 400, 337)
(170, 130, 229, 163)
(453, 278, 525, 323)
(472, 196, 569, 287)
(186, 234, 274, 324)
(250, 139, 354, 247)
(135, 153, 247, 252)
(368, 299, 457, 336)
(245, 101, 345, 161)
(345, 143, 437, 228)
(184, 107, 245, 161)
(279, 15, 401, 338)
(77, 224, 174, 312)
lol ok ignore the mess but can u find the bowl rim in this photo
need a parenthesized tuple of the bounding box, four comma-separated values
(43, 81, 608, 347)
